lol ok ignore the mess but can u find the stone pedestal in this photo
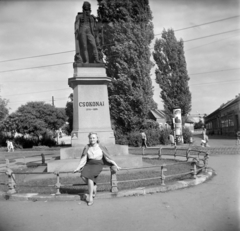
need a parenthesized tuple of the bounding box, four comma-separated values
(68, 63, 115, 146)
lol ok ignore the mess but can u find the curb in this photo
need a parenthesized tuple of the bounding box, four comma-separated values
(1, 168, 214, 202)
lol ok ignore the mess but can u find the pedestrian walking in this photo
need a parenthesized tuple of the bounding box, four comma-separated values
(201, 127, 209, 147)
(202, 126, 207, 140)
(6, 140, 14, 152)
(169, 134, 175, 146)
(141, 130, 147, 148)
(201, 134, 209, 147)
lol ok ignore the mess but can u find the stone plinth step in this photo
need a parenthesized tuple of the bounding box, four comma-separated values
(60, 144, 129, 160)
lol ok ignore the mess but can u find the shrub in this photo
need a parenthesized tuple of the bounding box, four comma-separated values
(12, 134, 56, 149)
(140, 120, 161, 146)
(145, 128, 161, 146)
(128, 131, 142, 147)
(13, 136, 38, 149)
(116, 128, 162, 147)
(40, 135, 56, 147)
(0, 132, 7, 147)
(140, 120, 160, 130)
(159, 128, 172, 145)
(115, 132, 129, 145)
(182, 127, 193, 143)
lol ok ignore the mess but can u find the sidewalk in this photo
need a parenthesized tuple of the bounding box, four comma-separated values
(192, 133, 238, 147)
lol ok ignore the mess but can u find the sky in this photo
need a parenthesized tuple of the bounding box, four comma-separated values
(0, 0, 240, 117)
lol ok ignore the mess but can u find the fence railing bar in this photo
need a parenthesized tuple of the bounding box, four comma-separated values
(13, 184, 55, 188)
(165, 171, 192, 178)
(5, 172, 53, 175)
(117, 176, 162, 183)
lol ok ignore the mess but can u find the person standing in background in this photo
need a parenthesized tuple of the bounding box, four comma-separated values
(141, 130, 147, 148)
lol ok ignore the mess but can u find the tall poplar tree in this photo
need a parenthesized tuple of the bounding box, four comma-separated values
(153, 29, 191, 123)
(97, 0, 156, 134)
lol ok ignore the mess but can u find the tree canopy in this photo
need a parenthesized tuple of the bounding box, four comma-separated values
(152, 29, 192, 123)
(97, 0, 157, 134)
(0, 97, 9, 122)
(1, 102, 66, 139)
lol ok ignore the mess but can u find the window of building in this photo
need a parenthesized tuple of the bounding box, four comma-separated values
(221, 120, 229, 128)
(206, 122, 212, 129)
(229, 118, 234, 127)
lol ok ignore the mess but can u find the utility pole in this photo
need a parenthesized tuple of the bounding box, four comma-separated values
(52, 96, 54, 107)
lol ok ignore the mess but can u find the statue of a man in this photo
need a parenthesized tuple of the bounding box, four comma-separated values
(74, 1, 102, 64)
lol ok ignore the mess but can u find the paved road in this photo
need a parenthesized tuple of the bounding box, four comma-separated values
(193, 132, 237, 147)
(0, 154, 239, 231)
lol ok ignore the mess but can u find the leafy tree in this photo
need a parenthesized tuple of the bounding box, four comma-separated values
(194, 120, 204, 129)
(0, 97, 9, 122)
(152, 29, 191, 123)
(97, 0, 157, 134)
(1, 102, 67, 141)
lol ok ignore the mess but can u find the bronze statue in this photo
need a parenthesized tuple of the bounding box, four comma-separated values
(74, 1, 103, 64)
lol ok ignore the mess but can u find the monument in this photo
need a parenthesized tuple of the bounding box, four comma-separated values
(47, 1, 142, 172)
(69, 1, 115, 146)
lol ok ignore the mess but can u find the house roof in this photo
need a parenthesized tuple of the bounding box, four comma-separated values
(205, 95, 240, 119)
(220, 96, 240, 110)
(150, 109, 166, 119)
(185, 116, 196, 123)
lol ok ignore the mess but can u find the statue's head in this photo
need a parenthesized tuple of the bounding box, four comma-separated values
(82, 1, 91, 11)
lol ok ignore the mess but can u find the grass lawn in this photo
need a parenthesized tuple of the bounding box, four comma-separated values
(0, 147, 61, 161)
(0, 158, 193, 195)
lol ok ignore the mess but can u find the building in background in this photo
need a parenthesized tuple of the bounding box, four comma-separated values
(184, 116, 196, 133)
(148, 109, 169, 129)
(205, 95, 240, 136)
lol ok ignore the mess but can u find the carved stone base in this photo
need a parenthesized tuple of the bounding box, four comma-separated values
(71, 130, 115, 146)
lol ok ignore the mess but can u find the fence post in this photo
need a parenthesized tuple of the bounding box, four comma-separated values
(158, 147, 162, 160)
(6, 158, 9, 169)
(174, 145, 177, 159)
(191, 160, 197, 179)
(110, 167, 118, 193)
(142, 147, 145, 156)
(204, 153, 209, 172)
(5, 159, 16, 194)
(55, 172, 61, 195)
(186, 148, 190, 161)
(160, 164, 167, 186)
(41, 153, 45, 165)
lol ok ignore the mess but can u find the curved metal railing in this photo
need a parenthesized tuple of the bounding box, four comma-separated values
(0, 146, 210, 195)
